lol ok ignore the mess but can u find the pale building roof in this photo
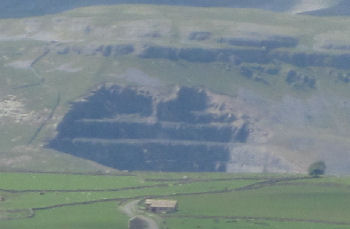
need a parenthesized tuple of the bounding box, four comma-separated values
(145, 199, 177, 208)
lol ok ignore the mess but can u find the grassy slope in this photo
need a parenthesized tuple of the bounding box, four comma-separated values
(1, 5, 350, 172)
(175, 185, 350, 222)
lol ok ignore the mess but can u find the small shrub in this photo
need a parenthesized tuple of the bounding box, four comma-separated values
(308, 161, 326, 177)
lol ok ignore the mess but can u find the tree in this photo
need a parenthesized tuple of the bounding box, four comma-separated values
(308, 161, 326, 177)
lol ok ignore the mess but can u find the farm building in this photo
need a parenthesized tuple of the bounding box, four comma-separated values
(145, 199, 178, 213)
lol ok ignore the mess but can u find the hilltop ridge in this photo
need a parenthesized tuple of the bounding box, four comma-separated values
(0, 0, 346, 19)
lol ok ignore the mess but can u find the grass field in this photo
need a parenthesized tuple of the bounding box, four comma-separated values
(0, 172, 349, 229)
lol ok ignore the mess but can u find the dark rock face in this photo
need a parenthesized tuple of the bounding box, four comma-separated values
(157, 87, 210, 123)
(100, 45, 135, 57)
(265, 67, 280, 75)
(54, 41, 350, 71)
(59, 86, 153, 121)
(139, 46, 179, 61)
(338, 73, 350, 83)
(218, 36, 298, 50)
(139, 45, 271, 64)
(286, 70, 316, 89)
(272, 51, 350, 70)
(49, 85, 249, 172)
(188, 32, 212, 41)
(139, 45, 350, 70)
(56, 44, 134, 57)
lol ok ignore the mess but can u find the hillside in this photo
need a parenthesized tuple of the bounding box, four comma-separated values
(0, 0, 345, 19)
(305, 0, 350, 16)
(1, 5, 350, 173)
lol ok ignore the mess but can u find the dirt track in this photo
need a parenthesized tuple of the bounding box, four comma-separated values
(120, 200, 159, 229)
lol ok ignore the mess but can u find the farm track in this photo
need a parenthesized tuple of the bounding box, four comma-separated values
(120, 200, 160, 229)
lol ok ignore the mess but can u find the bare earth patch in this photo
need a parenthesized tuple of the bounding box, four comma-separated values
(6, 60, 32, 69)
(0, 95, 39, 124)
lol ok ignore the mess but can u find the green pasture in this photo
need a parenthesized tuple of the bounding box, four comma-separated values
(285, 176, 350, 186)
(173, 181, 350, 224)
(0, 175, 257, 210)
(0, 173, 146, 191)
(0, 172, 349, 229)
(164, 217, 348, 229)
(0, 202, 128, 229)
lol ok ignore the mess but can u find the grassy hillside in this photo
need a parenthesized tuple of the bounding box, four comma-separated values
(306, 0, 350, 16)
(0, 172, 349, 229)
(2, 0, 347, 19)
(0, 0, 299, 19)
(1, 5, 350, 173)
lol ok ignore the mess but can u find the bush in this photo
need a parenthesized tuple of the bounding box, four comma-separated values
(308, 161, 326, 177)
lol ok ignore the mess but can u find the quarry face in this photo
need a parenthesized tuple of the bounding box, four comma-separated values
(49, 84, 292, 172)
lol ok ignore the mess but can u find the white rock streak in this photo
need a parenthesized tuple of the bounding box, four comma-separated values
(291, 0, 337, 14)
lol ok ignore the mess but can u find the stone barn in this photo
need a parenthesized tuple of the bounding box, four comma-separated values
(145, 199, 178, 213)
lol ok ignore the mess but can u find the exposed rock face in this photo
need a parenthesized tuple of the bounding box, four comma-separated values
(188, 32, 212, 41)
(138, 45, 271, 64)
(227, 145, 295, 173)
(138, 45, 350, 70)
(286, 70, 316, 89)
(218, 36, 298, 50)
(49, 85, 254, 171)
(53, 42, 350, 70)
(49, 84, 296, 172)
